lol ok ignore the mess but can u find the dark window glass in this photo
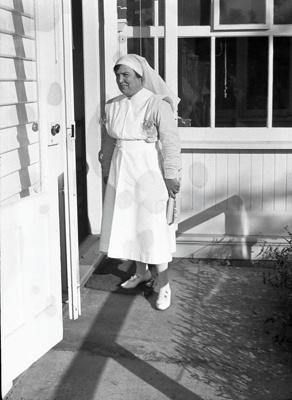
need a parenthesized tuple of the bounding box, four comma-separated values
(274, 0, 292, 24)
(178, 38, 211, 127)
(120, 0, 154, 26)
(273, 37, 292, 127)
(158, 0, 165, 26)
(127, 38, 154, 68)
(158, 38, 165, 80)
(127, 38, 164, 80)
(178, 0, 210, 26)
(219, 0, 266, 25)
(215, 37, 268, 127)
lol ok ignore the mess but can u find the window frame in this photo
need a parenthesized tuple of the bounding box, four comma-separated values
(213, 0, 270, 31)
(113, 0, 292, 149)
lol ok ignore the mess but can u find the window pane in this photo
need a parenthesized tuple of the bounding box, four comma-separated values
(219, 0, 266, 25)
(178, 0, 210, 26)
(158, 0, 165, 26)
(274, 0, 292, 24)
(127, 39, 164, 79)
(158, 38, 165, 80)
(127, 38, 154, 68)
(273, 37, 292, 127)
(118, 0, 154, 26)
(178, 38, 210, 127)
(215, 37, 268, 127)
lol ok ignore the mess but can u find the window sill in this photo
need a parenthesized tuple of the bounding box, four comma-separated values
(179, 127, 292, 149)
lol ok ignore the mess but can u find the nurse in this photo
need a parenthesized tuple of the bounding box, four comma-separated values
(99, 54, 181, 310)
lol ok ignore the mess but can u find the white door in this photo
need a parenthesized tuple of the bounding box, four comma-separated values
(0, 0, 68, 396)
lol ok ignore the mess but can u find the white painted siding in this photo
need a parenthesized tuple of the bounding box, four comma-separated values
(0, 1, 40, 205)
(179, 150, 292, 239)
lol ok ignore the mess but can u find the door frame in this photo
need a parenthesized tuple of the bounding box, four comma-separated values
(62, 0, 81, 320)
(82, 0, 103, 235)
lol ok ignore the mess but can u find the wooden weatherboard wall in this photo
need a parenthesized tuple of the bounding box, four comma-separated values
(177, 149, 292, 259)
(0, 0, 40, 205)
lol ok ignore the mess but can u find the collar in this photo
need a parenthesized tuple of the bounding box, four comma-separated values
(126, 88, 153, 107)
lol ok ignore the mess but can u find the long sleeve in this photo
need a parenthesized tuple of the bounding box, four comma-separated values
(153, 100, 181, 179)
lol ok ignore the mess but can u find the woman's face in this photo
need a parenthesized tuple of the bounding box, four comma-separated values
(115, 65, 142, 97)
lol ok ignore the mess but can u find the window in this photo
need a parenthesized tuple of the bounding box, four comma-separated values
(128, 38, 155, 67)
(274, 0, 292, 24)
(178, 38, 210, 127)
(121, 0, 154, 26)
(213, 0, 269, 30)
(178, 0, 210, 26)
(273, 37, 292, 127)
(215, 37, 268, 127)
(117, 0, 165, 77)
(117, 0, 292, 135)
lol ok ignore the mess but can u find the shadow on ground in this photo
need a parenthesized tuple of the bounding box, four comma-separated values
(167, 259, 292, 400)
(5, 259, 292, 400)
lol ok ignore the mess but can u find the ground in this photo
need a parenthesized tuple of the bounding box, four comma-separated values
(4, 259, 292, 400)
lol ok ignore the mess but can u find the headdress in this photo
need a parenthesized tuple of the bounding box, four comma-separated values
(114, 54, 180, 112)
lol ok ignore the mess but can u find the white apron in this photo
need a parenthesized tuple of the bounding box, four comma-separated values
(99, 89, 176, 264)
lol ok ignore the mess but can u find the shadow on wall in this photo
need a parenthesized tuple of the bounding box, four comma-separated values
(177, 195, 258, 259)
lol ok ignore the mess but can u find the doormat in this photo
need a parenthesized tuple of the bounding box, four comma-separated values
(85, 257, 155, 296)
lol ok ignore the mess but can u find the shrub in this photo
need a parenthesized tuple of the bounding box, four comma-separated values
(259, 226, 292, 344)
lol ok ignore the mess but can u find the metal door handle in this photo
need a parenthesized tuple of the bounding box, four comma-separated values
(51, 124, 61, 136)
(32, 122, 39, 132)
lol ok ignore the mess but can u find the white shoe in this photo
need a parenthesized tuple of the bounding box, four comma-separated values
(156, 287, 171, 310)
(121, 270, 152, 289)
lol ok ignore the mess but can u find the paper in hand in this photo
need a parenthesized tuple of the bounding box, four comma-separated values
(166, 194, 181, 225)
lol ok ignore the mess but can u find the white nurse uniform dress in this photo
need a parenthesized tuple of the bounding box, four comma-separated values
(99, 87, 181, 264)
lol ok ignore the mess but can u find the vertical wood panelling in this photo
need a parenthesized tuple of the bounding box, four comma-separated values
(0, 2, 40, 205)
(250, 152, 263, 210)
(287, 153, 292, 213)
(191, 151, 205, 211)
(181, 151, 193, 209)
(215, 152, 228, 210)
(204, 150, 216, 209)
(239, 152, 252, 211)
(274, 152, 288, 211)
(181, 150, 292, 216)
(262, 152, 275, 211)
(227, 152, 240, 209)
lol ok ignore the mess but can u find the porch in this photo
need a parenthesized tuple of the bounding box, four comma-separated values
(4, 249, 292, 400)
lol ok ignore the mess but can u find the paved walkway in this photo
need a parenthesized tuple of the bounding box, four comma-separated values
(4, 259, 292, 400)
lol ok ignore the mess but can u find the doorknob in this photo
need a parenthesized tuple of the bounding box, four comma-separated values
(32, 122, 39, 132)
(51, 124, 60, 136)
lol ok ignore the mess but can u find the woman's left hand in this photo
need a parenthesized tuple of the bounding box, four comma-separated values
(165, 178, 180, 199)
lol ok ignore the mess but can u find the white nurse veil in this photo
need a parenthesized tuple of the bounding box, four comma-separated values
(114, 54, 180, 113)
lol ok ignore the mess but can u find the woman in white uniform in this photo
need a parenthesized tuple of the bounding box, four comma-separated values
(99, 54, 181, 310)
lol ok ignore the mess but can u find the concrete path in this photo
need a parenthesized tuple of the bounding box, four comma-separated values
(4, 259, 292, 400)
